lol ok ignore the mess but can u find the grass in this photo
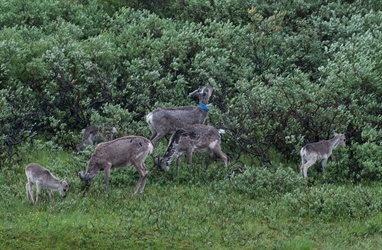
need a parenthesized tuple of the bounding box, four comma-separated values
(1, 142, 382, 249)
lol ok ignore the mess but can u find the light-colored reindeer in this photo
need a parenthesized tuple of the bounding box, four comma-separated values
(300, 132, 346, 181)
(155, 124, 228, 177)
(78, 136, 153, 195)
(25, 163, 69, 205)
(146, 84, 214, 146)
(78, 124, 117, 151)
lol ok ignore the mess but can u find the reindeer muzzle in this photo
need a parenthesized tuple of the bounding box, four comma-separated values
(155, 164, 164, 172)
(78, 171, 86, 180)
(152, 154, 165, 172)
(78, 171, 93, 186)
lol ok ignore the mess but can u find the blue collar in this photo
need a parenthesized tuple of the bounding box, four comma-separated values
(198, 104, 209, 112)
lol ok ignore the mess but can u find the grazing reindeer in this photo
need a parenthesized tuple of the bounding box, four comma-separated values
(146, 84, 214, 146)
(78, 136, 153, 195)
(300, 132, 346, 182)
(25, 163, 69, 205)
(155, 124, 227, 177)
(78, 124, 117, 151)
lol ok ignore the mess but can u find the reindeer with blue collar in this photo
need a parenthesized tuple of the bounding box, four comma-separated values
(146, 84, 214, 147)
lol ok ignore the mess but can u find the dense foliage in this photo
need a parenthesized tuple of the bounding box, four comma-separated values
(1, 0, 382, 184)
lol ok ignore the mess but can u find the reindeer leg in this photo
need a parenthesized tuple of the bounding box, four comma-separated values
(150, 133, 158, 146)
(26, 182, 34, 203)
(206, 152, 212, 170)
(302, 160, 316, 182)
(151, 132, 165, 148)
(331, 154, 336, 161)
(211, 146, 228, 168)
(35, 183, 41, 205)
(300, 158, 306, 177)
(176, 157, 181, 178)
(138, 164, 149, 194)
(132, 164, 149, 195)
(104, 164, 112, 195)
(321, 158, 328, 178)
(186, 149, 193, 165)
(97, 161, 114, 195)
(302, 164, 309, 182)
(26, 183, 29, 201)
(48, 190, 55, 203)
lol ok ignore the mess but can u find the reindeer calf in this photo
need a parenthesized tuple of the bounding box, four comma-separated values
(156, 124, 227, 177)
(300, 132, 346, 182)
(25, 163, 69, 205)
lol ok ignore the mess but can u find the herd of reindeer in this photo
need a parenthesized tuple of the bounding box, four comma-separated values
(25, 84, 346, 205)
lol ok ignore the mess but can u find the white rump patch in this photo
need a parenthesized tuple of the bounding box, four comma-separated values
(209, 140, 219, 148)
(148, 143, 154, 154)
(146, 113, 153, 124)
(300, 147, 307, 155)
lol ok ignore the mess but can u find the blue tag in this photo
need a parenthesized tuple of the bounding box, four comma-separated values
(198, 104, 209, 112)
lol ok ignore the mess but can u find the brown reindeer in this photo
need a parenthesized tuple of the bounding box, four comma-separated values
(155, 124, 227, 177)
(78, 136, 153, 195)
(25, 163, 69, 205)
(78, 124, 117, 151)
(146, 84, 214, 146)
(300, 132, 346, 182)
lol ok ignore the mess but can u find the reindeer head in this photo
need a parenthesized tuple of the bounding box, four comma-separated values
(158, 158, 170, 171)
(58, 178, 69, 198)
(152, 155, 170, 172)
(188, 84, 214, 105)
(78, 171, 95, 186)
(110, 127, 117, 140)
(333, 132, 346, 147)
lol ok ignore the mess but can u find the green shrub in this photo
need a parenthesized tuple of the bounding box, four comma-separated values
(1, 0, 382, 184)
(228, 166, 303, 199)
(283, 185, 382, 221)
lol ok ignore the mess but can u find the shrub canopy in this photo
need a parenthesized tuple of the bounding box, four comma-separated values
(1, 0, 382, 182)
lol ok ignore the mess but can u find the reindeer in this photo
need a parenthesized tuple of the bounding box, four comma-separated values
(25, 163, 69, 205)
(155, 124, 227, 177)
(78, 124, 117, 151)
(146, 84, 214, 146)
(78, 136, 153, 195)
(300, 132, 346, 182)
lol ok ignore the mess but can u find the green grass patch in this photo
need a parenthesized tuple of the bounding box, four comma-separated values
(1, 143, 382, 249)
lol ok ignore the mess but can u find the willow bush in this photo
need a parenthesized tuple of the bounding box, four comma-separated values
(1, 0, 382, 184)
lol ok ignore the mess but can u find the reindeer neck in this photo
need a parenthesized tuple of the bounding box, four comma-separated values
(198, 103, 209, 112)
(330, 136, 342, 149)
(163, 147, 178, 165)
(45, 178, 62, 189)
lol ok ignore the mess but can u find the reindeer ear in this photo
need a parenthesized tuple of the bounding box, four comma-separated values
(333, 131, 338, 136)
